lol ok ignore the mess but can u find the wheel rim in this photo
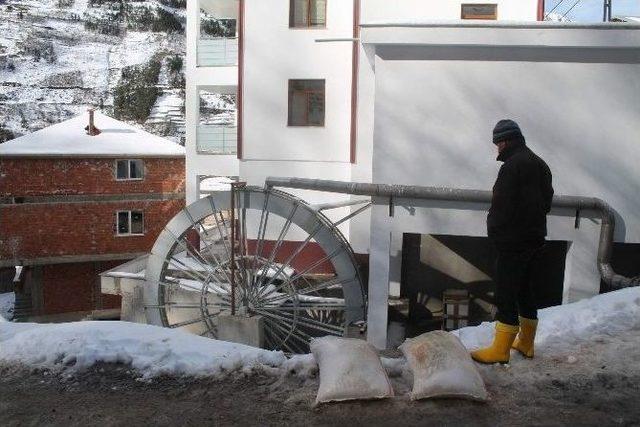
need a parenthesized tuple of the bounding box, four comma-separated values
(144, 186, 365, 353)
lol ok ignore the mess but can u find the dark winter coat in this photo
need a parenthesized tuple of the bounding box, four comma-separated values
(487, 140, 554, 251)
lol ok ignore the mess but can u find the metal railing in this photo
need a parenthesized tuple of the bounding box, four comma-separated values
(197, 125, 237, 154)
(265, 177, 640, 290)
(197, 37, 238, 67)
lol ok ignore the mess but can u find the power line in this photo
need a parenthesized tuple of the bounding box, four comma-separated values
(545, 0, 570, 19)
(562, 0, 582, 19)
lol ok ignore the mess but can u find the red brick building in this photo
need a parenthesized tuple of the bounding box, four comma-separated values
(0, 111, 185, 321)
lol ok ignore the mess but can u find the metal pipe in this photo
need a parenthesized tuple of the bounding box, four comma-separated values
(265, 177, 640, 289)
(310, 198, 370, 211)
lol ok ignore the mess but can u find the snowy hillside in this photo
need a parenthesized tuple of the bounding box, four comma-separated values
(0, 0, 186, 143)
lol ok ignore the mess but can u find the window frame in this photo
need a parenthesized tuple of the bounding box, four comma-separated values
(460, 4, 498, 20)
(115, 159, 144, 181)
(289, 0, 327, 29)
(287, 79, 326, 127)
(116, 210, 145, 236)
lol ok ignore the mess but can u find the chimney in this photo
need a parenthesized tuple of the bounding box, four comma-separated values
(86, 108, 101, 136)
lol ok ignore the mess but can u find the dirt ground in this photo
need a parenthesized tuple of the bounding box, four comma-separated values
(2, 330, 640, 427)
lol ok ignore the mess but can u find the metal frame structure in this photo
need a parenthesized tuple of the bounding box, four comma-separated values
(144, 186, 367, 353)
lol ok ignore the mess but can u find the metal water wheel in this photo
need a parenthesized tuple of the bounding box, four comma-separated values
(144, 186, 367, 353)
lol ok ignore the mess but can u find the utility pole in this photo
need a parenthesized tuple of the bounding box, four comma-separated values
(603, 0, 612, 22)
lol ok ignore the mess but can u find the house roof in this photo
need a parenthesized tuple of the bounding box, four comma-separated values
(0, 111, 185, 158)
(613, 16, 640, 23)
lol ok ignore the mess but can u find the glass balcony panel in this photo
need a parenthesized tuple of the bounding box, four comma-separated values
(197, 37, 238, 67)
(197, 125, 237, 154)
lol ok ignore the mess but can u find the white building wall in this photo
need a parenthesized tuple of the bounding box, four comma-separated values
(241, 0, 353, 163)
(185, 0, 240, 204)
(349, 0, 539, 254)
(362, 24, 640, 347)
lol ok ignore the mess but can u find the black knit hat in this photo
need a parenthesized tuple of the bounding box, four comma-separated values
(493, 119, 523, 144)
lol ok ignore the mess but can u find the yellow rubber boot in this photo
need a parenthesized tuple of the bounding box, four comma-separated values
(470, 322, 519, 364)
(512, 317, 538, 358)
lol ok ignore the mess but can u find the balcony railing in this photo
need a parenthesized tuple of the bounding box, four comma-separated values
(197, 125, 237, 154)
(197, 37, 238, 67)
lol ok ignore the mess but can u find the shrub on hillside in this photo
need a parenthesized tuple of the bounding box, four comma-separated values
(0, 126, 15, 143)
(127, 5, 183, 33)
(159, 0, 186, 8)
(20, 37, 57, 63)
(200, 18, 236, 38)
(113, 57, 162, 123)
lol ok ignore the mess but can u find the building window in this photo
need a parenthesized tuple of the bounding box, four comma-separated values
(116, 159, 144, 180)
(461, 4, 498, 20)
(289, 0, 327, 28)
(117, 211, 144, 236)
(288, 79, 325, 126)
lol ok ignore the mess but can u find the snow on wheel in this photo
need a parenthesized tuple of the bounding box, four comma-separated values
(144, 186, 365, 353)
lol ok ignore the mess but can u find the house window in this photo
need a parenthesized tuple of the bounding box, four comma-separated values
(289, 0, 327, 28)
(117, 211, 144, 236)
(461, 4, 498, 20)
(288, 79, 325, 126)
(116, 159, 144, 180)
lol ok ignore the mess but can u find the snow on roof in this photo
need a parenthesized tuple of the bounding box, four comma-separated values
(199, 176, 234, 193)
(0, 111, 185, 158)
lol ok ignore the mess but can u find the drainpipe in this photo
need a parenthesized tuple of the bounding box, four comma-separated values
(265, 177, 640, 289)
(537, 0, 545, 21)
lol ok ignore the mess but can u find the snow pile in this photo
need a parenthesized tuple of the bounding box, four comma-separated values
(0, 292, 15, 322)
(0, 321, 285, 379)
(456, 286, 640, 354)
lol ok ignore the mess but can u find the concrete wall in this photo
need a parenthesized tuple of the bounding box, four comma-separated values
(361, 23, 640, 347)
(361, 0, 538, 22)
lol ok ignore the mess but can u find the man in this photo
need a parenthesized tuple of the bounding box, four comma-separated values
(471, 119, 554, 364)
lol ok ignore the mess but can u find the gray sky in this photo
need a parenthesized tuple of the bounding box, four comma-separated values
(546, 0, 640, 21)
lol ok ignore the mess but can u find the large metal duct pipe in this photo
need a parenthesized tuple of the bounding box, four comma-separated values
(265, 177, 640, 289)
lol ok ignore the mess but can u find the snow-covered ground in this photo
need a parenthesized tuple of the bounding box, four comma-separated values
(0, 292, 15, 322)
(455, 285, 640, 355)
(1, 287, 639, 385)
(0, 321, 285, 379)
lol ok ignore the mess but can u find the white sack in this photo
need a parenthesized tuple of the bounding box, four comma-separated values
(400, 330, 488, 401)
(310, 336, 394, 404)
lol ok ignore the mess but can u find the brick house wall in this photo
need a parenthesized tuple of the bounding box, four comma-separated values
(0, 156, 185, 320)
(0, 199, 184, 261)
(0, 158, 185, 197)
(41, 261, 123, 315)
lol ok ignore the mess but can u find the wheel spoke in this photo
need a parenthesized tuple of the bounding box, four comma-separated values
(252, 203, 299, 289)
(261, 303, 346, 311)
(256, 221, 327, 298)
(168, 311, 223, 329)
(257, 247, 345, 301)
(254, 308, 344, 336)
(207, 197, 232, 261)
(183, 209, 234, 286)
(259, 276, 353, 305)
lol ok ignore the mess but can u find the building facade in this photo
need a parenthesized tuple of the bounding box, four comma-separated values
(0, 111, 185, 321)
(180, 2, 640, 348)
(185, 0, 542, 205)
